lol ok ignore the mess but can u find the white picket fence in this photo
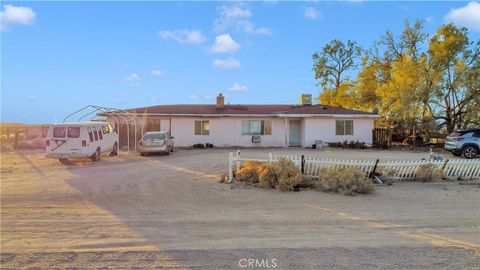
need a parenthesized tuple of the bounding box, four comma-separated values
(227, 151, 480, 182)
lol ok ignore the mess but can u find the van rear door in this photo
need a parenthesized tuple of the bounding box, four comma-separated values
(47, 126, 83, 154)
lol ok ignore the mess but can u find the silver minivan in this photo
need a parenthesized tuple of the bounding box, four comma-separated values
(138, 131, 174, 156)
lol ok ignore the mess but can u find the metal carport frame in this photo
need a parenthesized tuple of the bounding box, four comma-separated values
(63, 105, 144, 155)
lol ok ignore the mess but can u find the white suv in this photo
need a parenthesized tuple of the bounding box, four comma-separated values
(444, 129, 480, 159)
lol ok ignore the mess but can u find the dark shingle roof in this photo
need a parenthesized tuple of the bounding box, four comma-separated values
(124, 104, 379, 116)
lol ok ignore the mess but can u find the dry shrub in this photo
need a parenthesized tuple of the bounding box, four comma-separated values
(236, 161, 266, 184)
(315, 167, 374, 195)
(275, 158, 303, 191)
(415, 164, 444, 182)
(258, 162, 281, 189)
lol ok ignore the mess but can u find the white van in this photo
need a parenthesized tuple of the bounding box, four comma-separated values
(45, 121, 118, 162)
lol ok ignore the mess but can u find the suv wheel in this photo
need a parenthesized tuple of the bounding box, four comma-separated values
(462, 146, 477, 159)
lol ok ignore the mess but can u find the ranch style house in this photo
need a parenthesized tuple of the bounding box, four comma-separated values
(107, 94, 381, 148)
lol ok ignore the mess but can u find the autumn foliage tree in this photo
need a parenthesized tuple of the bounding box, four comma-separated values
(313, 20, 479, 141)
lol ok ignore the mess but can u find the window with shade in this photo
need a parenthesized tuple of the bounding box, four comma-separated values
(241, 120, 272, 135)
(335, 120, 354, 135)
(194, 120, 209, 135)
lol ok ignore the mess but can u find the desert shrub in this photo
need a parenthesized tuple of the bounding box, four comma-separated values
(236, 161, 265, 183)
(258, 162, 281, 189)
(315, 167, 374, 195)
(415, 164, 444, 182)
(275, 158, 303, 191)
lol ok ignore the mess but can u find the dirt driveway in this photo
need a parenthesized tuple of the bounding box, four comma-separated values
(1, 148, 479, 269)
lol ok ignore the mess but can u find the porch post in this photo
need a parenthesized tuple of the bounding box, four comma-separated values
(284, 118, 288, 147)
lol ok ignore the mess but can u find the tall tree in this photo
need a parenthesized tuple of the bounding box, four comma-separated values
(312, 39, 362, 108)
(428, 24, 480, 132)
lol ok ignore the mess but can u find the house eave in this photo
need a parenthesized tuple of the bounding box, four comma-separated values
(111, 113, 381, 118)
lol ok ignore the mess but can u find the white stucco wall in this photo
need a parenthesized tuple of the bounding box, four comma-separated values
(302, 118, 374, 147)
(170, 117, 288, 147)
(108, 115, 375, 148)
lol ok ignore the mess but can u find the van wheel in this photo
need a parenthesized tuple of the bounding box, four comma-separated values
(59, 158, 68, 163)
(462, 146, 477, 159)
(110, 143, 118, 156)
(91, 148, 101, 161)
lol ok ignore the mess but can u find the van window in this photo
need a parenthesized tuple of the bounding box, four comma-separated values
(102, 125, 109, 134)
(67, 127, 80, 138)
(53, 127, 66, 138)
(87, 127, 94, 142)
(93, 127, 99, 141)
(98, 126, 103, 140)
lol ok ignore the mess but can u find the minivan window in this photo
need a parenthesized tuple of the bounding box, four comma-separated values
(53, 127, 66, 138)
(93, 127, 99, 141)
(67, 127, 80, 138)
(87, 127, 94, 142)
(143, 133, 165, 140)
(98, 126, 103, 140)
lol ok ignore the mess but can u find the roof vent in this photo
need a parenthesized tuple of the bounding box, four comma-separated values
(300, 94, 312, 105)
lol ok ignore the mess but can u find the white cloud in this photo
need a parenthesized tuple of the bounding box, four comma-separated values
(236, 20, 271, 35)
(214, 5, 252, 32)
(1, 4, 36, 31)
(203, 95, 214, 100)
(151, 69, 163, 76)
(214, 4, 271, 35)
(189, 94, 199, 100)
(158, 29, 206, 44)
(123, 73, 140, 81)
(444, 2, 480, 31)
(209, 34, 240, 53)
(304, 7, 320, 20)
(27, 95, 36, 101)
(147, 97, 157, 102)
(228, 82, 248, 92)
(213, 57, 241, 69)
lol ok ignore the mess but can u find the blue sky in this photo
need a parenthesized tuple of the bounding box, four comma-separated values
(2, 1, 479, 123)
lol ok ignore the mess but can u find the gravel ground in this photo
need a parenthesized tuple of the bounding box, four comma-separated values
(1, 148, 479, 269)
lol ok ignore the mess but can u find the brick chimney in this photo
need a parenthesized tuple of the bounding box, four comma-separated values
(216, 93, 225, 109)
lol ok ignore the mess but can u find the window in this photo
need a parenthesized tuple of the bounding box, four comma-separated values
(102, 125, 110, 134)
(336, 120, 354, 135)
(53, 127, 66, 138)
(67, 127, 80, 138)
(194, 120, 209, 135)
(97, 126, 103, 140)
(93, 127, 99, 141)
(87, 127, 94, 142)
(242, 120, 272, 135)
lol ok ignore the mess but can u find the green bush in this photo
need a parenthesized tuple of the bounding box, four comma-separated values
(315, 167, 374, 195)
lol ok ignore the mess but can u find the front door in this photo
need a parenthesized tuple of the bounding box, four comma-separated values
(289, 120, 301, 147)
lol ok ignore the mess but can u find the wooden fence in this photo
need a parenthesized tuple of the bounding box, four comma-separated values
(227, 151, 480, 182)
